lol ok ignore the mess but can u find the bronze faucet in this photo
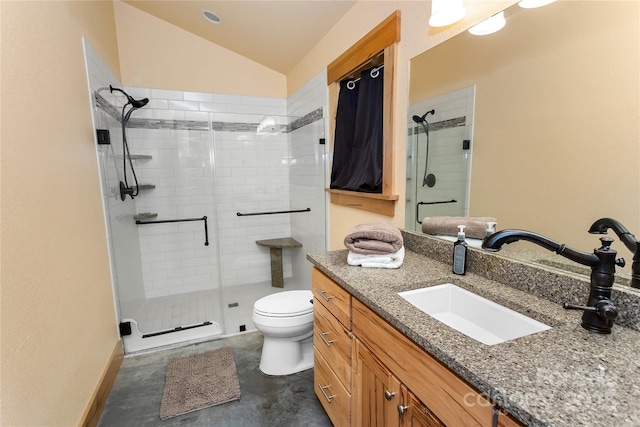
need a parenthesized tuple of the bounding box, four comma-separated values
(588, 217, 640, 289)
(482, 229, 625, 334)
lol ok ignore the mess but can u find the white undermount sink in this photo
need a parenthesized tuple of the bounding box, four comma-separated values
(399, 284, 551, 345)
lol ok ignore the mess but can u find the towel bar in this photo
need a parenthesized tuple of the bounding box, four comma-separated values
(416, 200, 457, 224)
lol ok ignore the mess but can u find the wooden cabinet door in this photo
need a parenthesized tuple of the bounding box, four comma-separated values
(497, 410, 525, 427)
(353, 339, 401, 427)
(352, 298, 492, 426)
(399, 385, 446, 427)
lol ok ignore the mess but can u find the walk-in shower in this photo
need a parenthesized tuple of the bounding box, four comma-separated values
(85, 40, 327, 354)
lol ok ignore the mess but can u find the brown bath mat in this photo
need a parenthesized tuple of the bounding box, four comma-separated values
(160, 346, 241, 420)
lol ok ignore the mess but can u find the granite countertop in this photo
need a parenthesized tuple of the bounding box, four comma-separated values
(307, 238, 640, 427)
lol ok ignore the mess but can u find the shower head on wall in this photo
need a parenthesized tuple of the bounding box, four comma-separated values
(110, 85, 149, 109)
(109, 85, 148, 202)
(412, 109, 435, 124)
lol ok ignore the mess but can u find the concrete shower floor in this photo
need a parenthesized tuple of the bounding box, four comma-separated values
(98, 332, 332, 427)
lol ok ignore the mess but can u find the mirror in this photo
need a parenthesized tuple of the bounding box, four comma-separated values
(407, 1, 639, 287)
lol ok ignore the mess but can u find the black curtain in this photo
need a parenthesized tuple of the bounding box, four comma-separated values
(329, 67, 384, 193)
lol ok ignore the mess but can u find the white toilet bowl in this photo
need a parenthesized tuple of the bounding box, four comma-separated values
(252, 290, 314, 376)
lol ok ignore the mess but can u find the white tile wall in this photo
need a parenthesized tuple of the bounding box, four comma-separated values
(287, 70, 329, 286)
(125, 87, 316, 294)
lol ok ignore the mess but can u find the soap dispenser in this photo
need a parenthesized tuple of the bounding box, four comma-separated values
(453, 225, 468, 275)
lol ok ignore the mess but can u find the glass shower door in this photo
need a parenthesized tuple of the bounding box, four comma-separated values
(117, 124, 225, 352)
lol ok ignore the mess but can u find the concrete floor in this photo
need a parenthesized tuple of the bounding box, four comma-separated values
(98, 332, 332, 427)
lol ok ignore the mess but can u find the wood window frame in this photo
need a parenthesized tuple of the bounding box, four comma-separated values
(326, 11, 400, 217)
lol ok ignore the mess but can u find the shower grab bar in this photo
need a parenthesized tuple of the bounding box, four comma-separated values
(135, 216, 209, 246)
(416, 200, 457, 224)
(236, 208, 311, 217)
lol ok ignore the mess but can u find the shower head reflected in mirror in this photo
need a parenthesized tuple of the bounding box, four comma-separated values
(412, 109, 435, 124)
(412, 109, 436, 187)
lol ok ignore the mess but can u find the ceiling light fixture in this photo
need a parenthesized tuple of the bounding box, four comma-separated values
(429, 0, 466, 28)
(518, 0, 556, 9)
(202, 10, 222, 24)
(468, 11, 506, 36)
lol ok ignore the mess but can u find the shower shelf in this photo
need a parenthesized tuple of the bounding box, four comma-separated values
(130, 154, 152, 160)
(114, 154, 152, 160)
(134, 212, 157, 220)
(136, 184, 156, 191)
(255, 237, 302, 288)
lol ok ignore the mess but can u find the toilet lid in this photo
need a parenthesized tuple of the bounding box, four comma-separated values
(254, 290, 313, 317)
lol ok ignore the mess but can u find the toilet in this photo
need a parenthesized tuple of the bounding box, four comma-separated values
(252, 290, 314, 376)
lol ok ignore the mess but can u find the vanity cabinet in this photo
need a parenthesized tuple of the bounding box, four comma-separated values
(352, 298, 493, 426)
(312, 268, 352, 426)
(353, 337, 447, 427)
(312, 269, 525, 427)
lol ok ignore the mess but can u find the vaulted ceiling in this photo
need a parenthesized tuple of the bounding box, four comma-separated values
(122, 1, 358, 74)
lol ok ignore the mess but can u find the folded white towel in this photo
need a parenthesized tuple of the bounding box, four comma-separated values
(347, 246, 405, 269)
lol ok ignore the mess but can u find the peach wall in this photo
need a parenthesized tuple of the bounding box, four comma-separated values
(286, 1, 516, 249)
(1, 1, 121, 425)
(409, 1, 640, 252)
(113, 1, 287, 97)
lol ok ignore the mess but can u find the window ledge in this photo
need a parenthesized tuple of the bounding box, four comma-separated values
(326, 188, 398, 216)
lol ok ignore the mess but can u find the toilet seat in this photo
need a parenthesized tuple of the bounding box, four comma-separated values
(254, 290, 313, 318)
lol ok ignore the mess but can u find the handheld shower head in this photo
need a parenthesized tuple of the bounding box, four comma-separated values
(412, 109, 435, 124)
(132, 98, 149, 108)
(110, 85, 149, 109)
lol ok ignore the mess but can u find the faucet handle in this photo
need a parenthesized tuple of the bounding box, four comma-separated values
(563, 301, 618, 320)
(599, 237, 615, 249)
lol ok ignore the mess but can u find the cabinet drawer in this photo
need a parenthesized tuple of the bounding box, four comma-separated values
(314, 299, 352, 392)
(315, 348, 351, 427)
(312, 267, 351, 329)
(352, 298, 493, 427)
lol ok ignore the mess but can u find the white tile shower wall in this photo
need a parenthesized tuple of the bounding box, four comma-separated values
(213, 123, 292, 286)
(83, 40, 146, 321)
(126, 87, 291, 295)
(132, 127, 219, 298)
(287, 70, 328, 287)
